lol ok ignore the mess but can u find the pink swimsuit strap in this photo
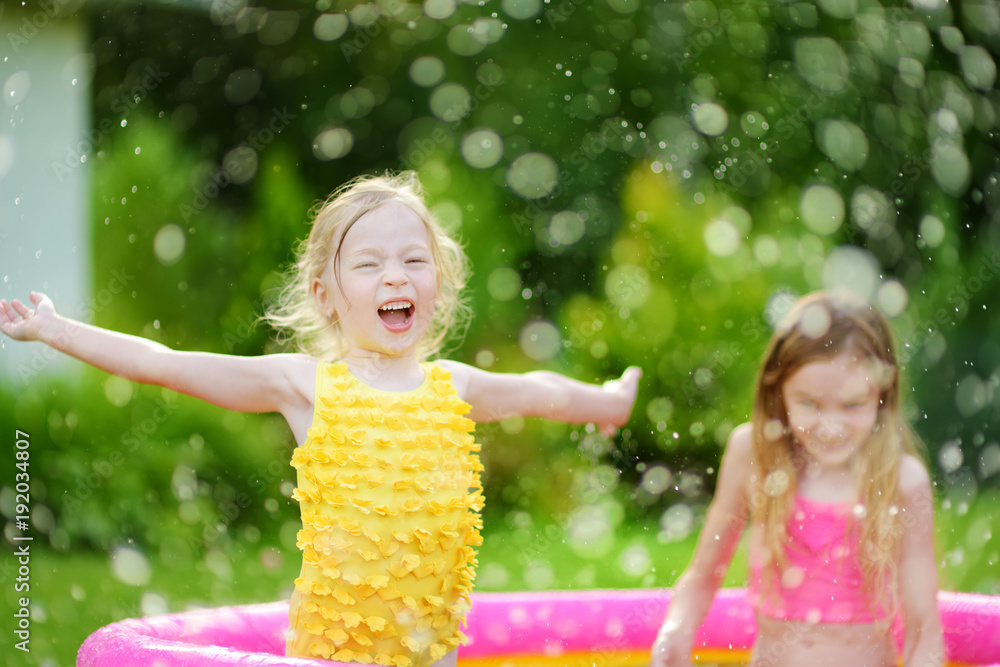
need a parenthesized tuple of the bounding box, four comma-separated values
(750, 494, 887, 624)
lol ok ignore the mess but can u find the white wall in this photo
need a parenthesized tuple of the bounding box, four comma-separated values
(0, 10, 91, 383)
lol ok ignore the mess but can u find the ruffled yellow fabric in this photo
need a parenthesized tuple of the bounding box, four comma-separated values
(287, 363, 482, 667)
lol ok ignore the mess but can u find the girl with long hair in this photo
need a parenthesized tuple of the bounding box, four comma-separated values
(652, 290, 943, 667)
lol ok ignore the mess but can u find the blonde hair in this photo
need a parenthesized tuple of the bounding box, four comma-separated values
(750, 290, 923, 622)
(264, 171, 470, 360)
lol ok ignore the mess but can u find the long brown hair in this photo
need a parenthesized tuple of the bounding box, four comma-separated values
(751, 290, 922, 620)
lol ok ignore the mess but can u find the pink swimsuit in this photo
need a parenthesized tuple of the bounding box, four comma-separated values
(749, 495, 887, 623)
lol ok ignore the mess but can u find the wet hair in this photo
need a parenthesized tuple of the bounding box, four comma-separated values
(750, 290, 923, 622)
(264, 171, 470, 360)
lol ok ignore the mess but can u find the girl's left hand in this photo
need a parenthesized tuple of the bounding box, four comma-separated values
(0, 292, 57, 342)
(650, 622, 695, 667)
(597, 365, 642, 436)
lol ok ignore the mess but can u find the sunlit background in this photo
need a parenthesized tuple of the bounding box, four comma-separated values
(1, 0, 998, 664)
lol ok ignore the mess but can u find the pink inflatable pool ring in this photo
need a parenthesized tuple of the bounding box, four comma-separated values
(78, 587, 1000, 666)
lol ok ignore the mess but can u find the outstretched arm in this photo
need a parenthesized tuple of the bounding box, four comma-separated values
(1, 292, 312, 417)
(651, 423, 753, 667)
(437, 360, 641, 433)
(898, 455, 945, 667)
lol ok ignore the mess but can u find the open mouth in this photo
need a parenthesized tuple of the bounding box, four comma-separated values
(378, 300, 414, 330)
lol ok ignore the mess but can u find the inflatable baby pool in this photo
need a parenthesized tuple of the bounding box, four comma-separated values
(77, 587, 1000, 666)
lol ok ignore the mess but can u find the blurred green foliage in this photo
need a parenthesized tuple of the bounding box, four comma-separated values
(1, 0, 999, 595)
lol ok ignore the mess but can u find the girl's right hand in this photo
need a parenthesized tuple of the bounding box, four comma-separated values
(0, 291, 56, 342)
(650, 624, 694, 667)
(596, 365, 642, 436)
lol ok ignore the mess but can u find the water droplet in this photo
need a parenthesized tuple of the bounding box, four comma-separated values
(620, 544, 652, 577)
(153, 224, 185, 265)
(799, 303, 832, 339)
(461, 129, 504, 169)
(659, 503, 694, 542)
(800, 184, 844, 235)
(312, 128, 354, 161)
(821, 246, 880, 300)
(110, 547, 152, 586)
(782, 566, 805, 588)
(764, 470, 790, 497)
(692, 102, 729, 136)
(519, 320, 561, 361)
(506, 152, 558, 199)
(641, 466, 673, 495)
(703, 218, 741, 257)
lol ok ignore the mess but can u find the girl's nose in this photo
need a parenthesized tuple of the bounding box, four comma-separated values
(382, 261, 408, 285)
(815, 417, 845, 440)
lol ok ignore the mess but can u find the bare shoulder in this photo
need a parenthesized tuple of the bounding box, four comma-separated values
(281, 352, 320, 388)
(235, 350, 317, 373)
(898, 453, 934, 502)
(715, 422, 756, 501)
(255, 352, 320, 413)
(704, 422, 755, 521)
(279, 352, 320, 372)
(723, 422, 755, 468)
(432, 359, 474, 397)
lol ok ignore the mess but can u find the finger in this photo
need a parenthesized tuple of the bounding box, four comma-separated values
(0, 303, 15, 329)
(622, 365, 643, 383)
(606, 366, 641, 389)
(31, 291, 53, 308)
(10, 298, 32, 318)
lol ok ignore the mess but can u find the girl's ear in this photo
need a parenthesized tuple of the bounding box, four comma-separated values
(312, 277, 334, 319)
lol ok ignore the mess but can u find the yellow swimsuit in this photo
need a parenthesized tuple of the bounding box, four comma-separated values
(287, 362, 483, 667)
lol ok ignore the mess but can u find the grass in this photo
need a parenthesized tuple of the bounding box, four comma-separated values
(3, 490, 997, 667)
